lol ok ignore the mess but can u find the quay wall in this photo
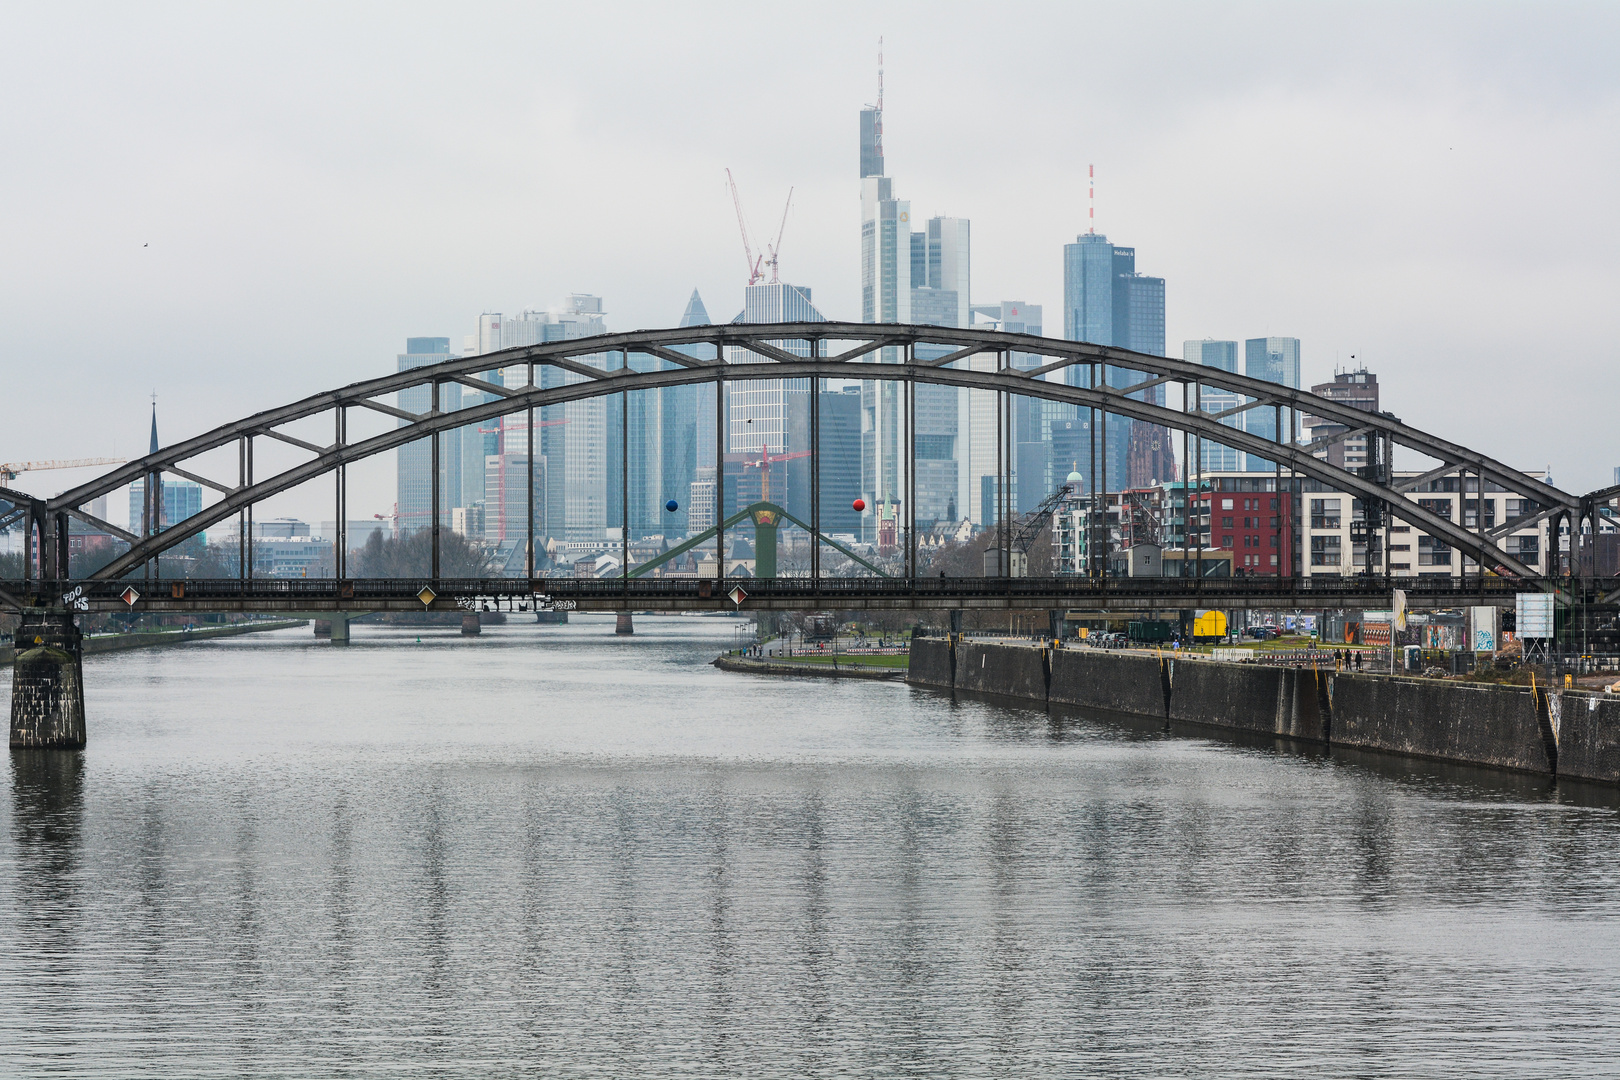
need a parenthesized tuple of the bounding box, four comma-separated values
(1050, 649, 1168, 717)
(712, 655, 905, 681)
(909, 637, 1620, 785)
(955, 640, 1048, 700)
(1328, 676, 1553, 776)
(1553, 692, 1620, 785)
(909, 638, 953, 690)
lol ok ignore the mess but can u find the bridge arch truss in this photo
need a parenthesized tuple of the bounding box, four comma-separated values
(20, 322, 1600, 587)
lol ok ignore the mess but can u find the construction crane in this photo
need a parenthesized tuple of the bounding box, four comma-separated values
(726, 168, 763, 286)
(763, 187, 793, 283)
(726, 170, 793, 287)
(1009, 480, 1083, 555)
(741, 446, 811, 504)
(0, 457, 125, 484)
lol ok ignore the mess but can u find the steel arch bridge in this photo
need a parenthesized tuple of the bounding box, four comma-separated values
(4, 321, 1617, 612)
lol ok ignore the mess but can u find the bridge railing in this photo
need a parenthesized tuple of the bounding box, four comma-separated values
(23, 572, 1574, 607)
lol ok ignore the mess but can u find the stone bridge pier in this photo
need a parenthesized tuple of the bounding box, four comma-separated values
(10, 611, 87, 749)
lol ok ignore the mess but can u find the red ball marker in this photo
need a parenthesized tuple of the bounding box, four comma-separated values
(852, 498, 866, 512)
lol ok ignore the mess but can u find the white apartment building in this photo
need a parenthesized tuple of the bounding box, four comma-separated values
(1291, 469, 1556, 578)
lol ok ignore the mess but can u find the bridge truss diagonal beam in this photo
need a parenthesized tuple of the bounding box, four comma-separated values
(47, 322, 1570, 582)
(1393, 460, 1462, 494)
(634, 344, 717, 370)
(1204, 397, 1278, 423)
(1300, 425, 1373, 456)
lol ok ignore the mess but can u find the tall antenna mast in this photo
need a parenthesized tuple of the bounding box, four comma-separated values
(1088, 164, 1095, 235)
(875, 37, 884, 160)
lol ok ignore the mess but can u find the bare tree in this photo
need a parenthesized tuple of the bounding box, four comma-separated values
(352, 529, 495, 578)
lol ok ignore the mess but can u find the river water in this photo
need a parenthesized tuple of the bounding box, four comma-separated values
(3, 616, 1619, 1077)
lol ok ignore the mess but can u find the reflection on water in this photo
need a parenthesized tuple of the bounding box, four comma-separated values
(3, 616, 1620, 1077)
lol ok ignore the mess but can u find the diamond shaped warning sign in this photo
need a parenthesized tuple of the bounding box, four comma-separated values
(121, 586, 140, 607)
(417, 586, 437, 607)
(728, 586, 748, 607)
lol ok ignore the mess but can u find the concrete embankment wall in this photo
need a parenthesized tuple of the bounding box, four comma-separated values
(713, 655, 905, 681)
(1051, 649, 1168, 717)
(1328, 676, 1554, 776)
(955, 640, 1049, 700)
(2, 620, 307, 668)
(909, 637, 1620, 785)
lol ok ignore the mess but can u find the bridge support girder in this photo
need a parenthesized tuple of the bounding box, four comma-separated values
(10, 611, 86, 749)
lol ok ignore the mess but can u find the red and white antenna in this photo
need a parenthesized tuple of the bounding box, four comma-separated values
(1088, 164, 1095, 234)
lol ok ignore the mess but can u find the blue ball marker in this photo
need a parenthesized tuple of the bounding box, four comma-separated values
(665, 499, 679, 512)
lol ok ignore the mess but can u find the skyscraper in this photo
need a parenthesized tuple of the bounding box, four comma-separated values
(859, 159, 910, 539)
(395, 337, 460, 536)
(819, 387, 864, 537)
(620, 292, 708, 544)
(645, 289, 709, 538)
(908, 215, 970, 525)
(1183, 339, 1243, 473)
(468, 296, 609, 545)
(727, 281, 827, 524)
(860, 104, 883, 180)
(1062, 233, 1167, 492)
(1242, 336, 1301, 471)
(857, 93, 979, 536)
(964, 301, 1055, 519)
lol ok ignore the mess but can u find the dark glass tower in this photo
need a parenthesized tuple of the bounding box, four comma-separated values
(1062, 233, 1167, 492)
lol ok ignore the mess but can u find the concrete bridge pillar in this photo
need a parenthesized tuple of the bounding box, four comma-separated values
(461, 612, 482, 636)
(314, 615, 353, 642)
(616, 613, 634, 635)
(10, 612, 87, 749)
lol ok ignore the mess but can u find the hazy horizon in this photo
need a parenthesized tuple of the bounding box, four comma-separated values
(3, 1, 1617, 527)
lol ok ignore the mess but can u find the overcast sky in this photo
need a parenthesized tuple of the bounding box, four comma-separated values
(3, 1, 1617, 526)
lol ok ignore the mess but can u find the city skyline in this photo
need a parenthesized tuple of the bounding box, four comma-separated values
(2, 3, 1616, 528)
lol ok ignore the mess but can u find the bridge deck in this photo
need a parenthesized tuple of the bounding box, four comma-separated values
(6, 576, 1610, 615)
